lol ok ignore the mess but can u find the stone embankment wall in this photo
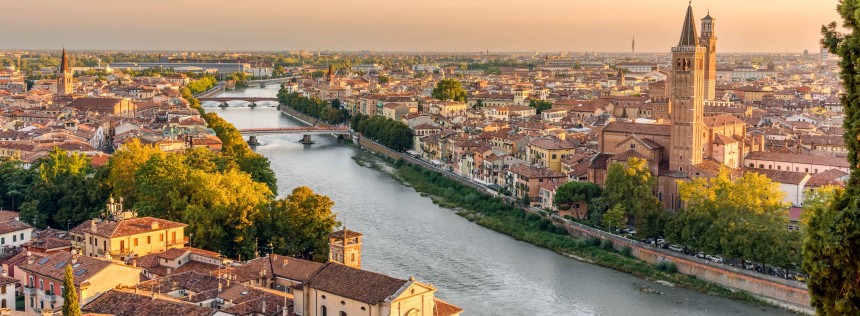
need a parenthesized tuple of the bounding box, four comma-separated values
(195, 84, 225, 98)
(556, 219, 813, 314)
(279, 105, 328, 127)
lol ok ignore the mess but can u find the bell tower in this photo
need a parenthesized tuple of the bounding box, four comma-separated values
(329, 228, 363, 269)
(57, 48, 73, 96)
(700, 12, 717, 100)
(669, 3, 705, 174)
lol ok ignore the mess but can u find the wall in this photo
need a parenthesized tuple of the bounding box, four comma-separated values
(554, 217, 814, 314)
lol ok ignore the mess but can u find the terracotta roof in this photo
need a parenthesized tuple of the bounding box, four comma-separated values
(156, 248, 188, 260)
(330, 229, 363, 239)
(72, 217, 187, 238)
(703, 115, 746, 127)
(603, 122, 671, 136)
(300, 262, 408, 305)
(269, 254, 324, 283)
(529, 137, 575, 150)
(713, 134, 738, 145)
(82, 289, 217, 316)
(744, 152, 850, 169)
(745, 168, 810, 185)
(19, 251, 114, 286)
(434, 298, 464, 316)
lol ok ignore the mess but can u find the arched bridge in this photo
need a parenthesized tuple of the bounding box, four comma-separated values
(237, 126, 351, 136)
(198, 97, 279, 102)
(237, 126, 351, 145)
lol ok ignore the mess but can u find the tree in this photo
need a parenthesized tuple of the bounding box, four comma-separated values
(803, 2, 860, 314)
(258, 186, 339, 262)
(668, 169, 793, 267)
(62, 264, 81, 316)
(602, 157, 666, 238)
(603, 204, 626, 232)
(553, 182, 601, 210)
(431, 79, 467, 102)
(528, 99, 552, 114)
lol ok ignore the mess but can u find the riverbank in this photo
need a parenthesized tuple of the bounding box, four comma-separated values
(355, 153, 796, 310)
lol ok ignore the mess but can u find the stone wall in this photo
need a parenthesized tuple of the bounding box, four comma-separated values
(555, 218, 813, 314)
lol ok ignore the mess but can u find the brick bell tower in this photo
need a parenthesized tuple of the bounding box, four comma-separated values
(700, 11, 717, 100)
(57, 48, 74, 96)
(329, 228, 363, 269)
(669, 3, 705, 174)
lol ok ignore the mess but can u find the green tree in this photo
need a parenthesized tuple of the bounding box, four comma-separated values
(553, 182, 601, 210)
(603, 204, 626, 232)
(0, 160, 36, 211)
(431, 79, 467, 102)
(62, 264, 81, 316)
(603, 157, 667, 238)
(528, 99, 552, 114)
(803, 2, 860, 314)
(258, 186, 339, 262)
(668, 169, 793, 267)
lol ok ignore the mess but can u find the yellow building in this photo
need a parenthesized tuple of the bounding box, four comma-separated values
(20, 251, 142, 315)
(526, 137, 577, 173)
(70, 198, 187, 261)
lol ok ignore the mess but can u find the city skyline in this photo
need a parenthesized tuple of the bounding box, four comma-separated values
(2, 0, 838, 53)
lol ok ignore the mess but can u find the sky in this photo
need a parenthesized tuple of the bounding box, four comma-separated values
(1, 0, 841, 53)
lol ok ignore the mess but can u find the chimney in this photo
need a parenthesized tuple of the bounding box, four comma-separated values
(132, 259, 138, 267)
(282, 259, 289, 267)
(90, 220, 98, 232)
(26, 251, 34, 264)
(262, 299, 266, 314)
(151, 221, 159, 230)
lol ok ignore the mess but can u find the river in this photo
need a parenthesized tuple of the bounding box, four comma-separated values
(208, 86, 790, 316)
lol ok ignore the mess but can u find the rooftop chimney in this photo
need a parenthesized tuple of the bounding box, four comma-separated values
(90, 220, 98, 232)
(151, 221, 159, 230)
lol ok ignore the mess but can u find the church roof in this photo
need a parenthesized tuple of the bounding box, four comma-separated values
(677, 4, 699, 47)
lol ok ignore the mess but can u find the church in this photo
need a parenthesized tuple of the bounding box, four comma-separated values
(588, 4, 762, 210)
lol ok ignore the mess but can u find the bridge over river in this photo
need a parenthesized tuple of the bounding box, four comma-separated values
(237, 126, 351, 145)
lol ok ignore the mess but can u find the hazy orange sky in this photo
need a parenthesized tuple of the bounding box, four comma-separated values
(1, 0, 840, 52)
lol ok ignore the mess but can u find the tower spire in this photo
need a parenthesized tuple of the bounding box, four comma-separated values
(61, 47, 70, 73)
(677, 2, 699, 47)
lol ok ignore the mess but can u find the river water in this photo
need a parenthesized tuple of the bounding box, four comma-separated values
(208, 86, 790, 316)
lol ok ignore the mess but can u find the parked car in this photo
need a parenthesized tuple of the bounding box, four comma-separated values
(706, 255, 724, 263)
(668, 245, 684, 252)
(695, 252, 706, 259)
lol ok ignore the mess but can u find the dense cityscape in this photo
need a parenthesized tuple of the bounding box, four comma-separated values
(0, 0, 858, 315)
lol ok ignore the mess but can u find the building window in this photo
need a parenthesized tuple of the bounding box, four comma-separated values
(134, 238, 138, 247)
(20, 233, 23, 240)
(147, 236, 151, 245)
(340, 312, 347, 316)
(12, 235, 15, 242)
(321, 306, 327, 316)
(49, 283, 54, 294)
(39, 280, 43, 290)
(28, 276, 33, 287)
(160, 234, 164, 242)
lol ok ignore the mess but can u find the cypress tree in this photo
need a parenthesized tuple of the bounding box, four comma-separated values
(62, 264, 81, 316)
(802, 1, 860, 314)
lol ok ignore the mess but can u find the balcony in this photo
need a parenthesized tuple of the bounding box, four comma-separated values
(45, 292, 57, 303)
(22, 286, 35, 295)
(167, 236, 189, 247)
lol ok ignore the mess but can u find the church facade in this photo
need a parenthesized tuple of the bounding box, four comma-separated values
(589, 4, 760, 210)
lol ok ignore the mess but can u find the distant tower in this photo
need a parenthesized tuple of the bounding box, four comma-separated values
(326, 64, 334, 83)
(329, 228, 362, 269)
(700, 11, 717, 100)
(632, 34, 636, 56)
(57, 48, 73, 96)
(617, 68, 625, 87)
(669, 3, 705, 174)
